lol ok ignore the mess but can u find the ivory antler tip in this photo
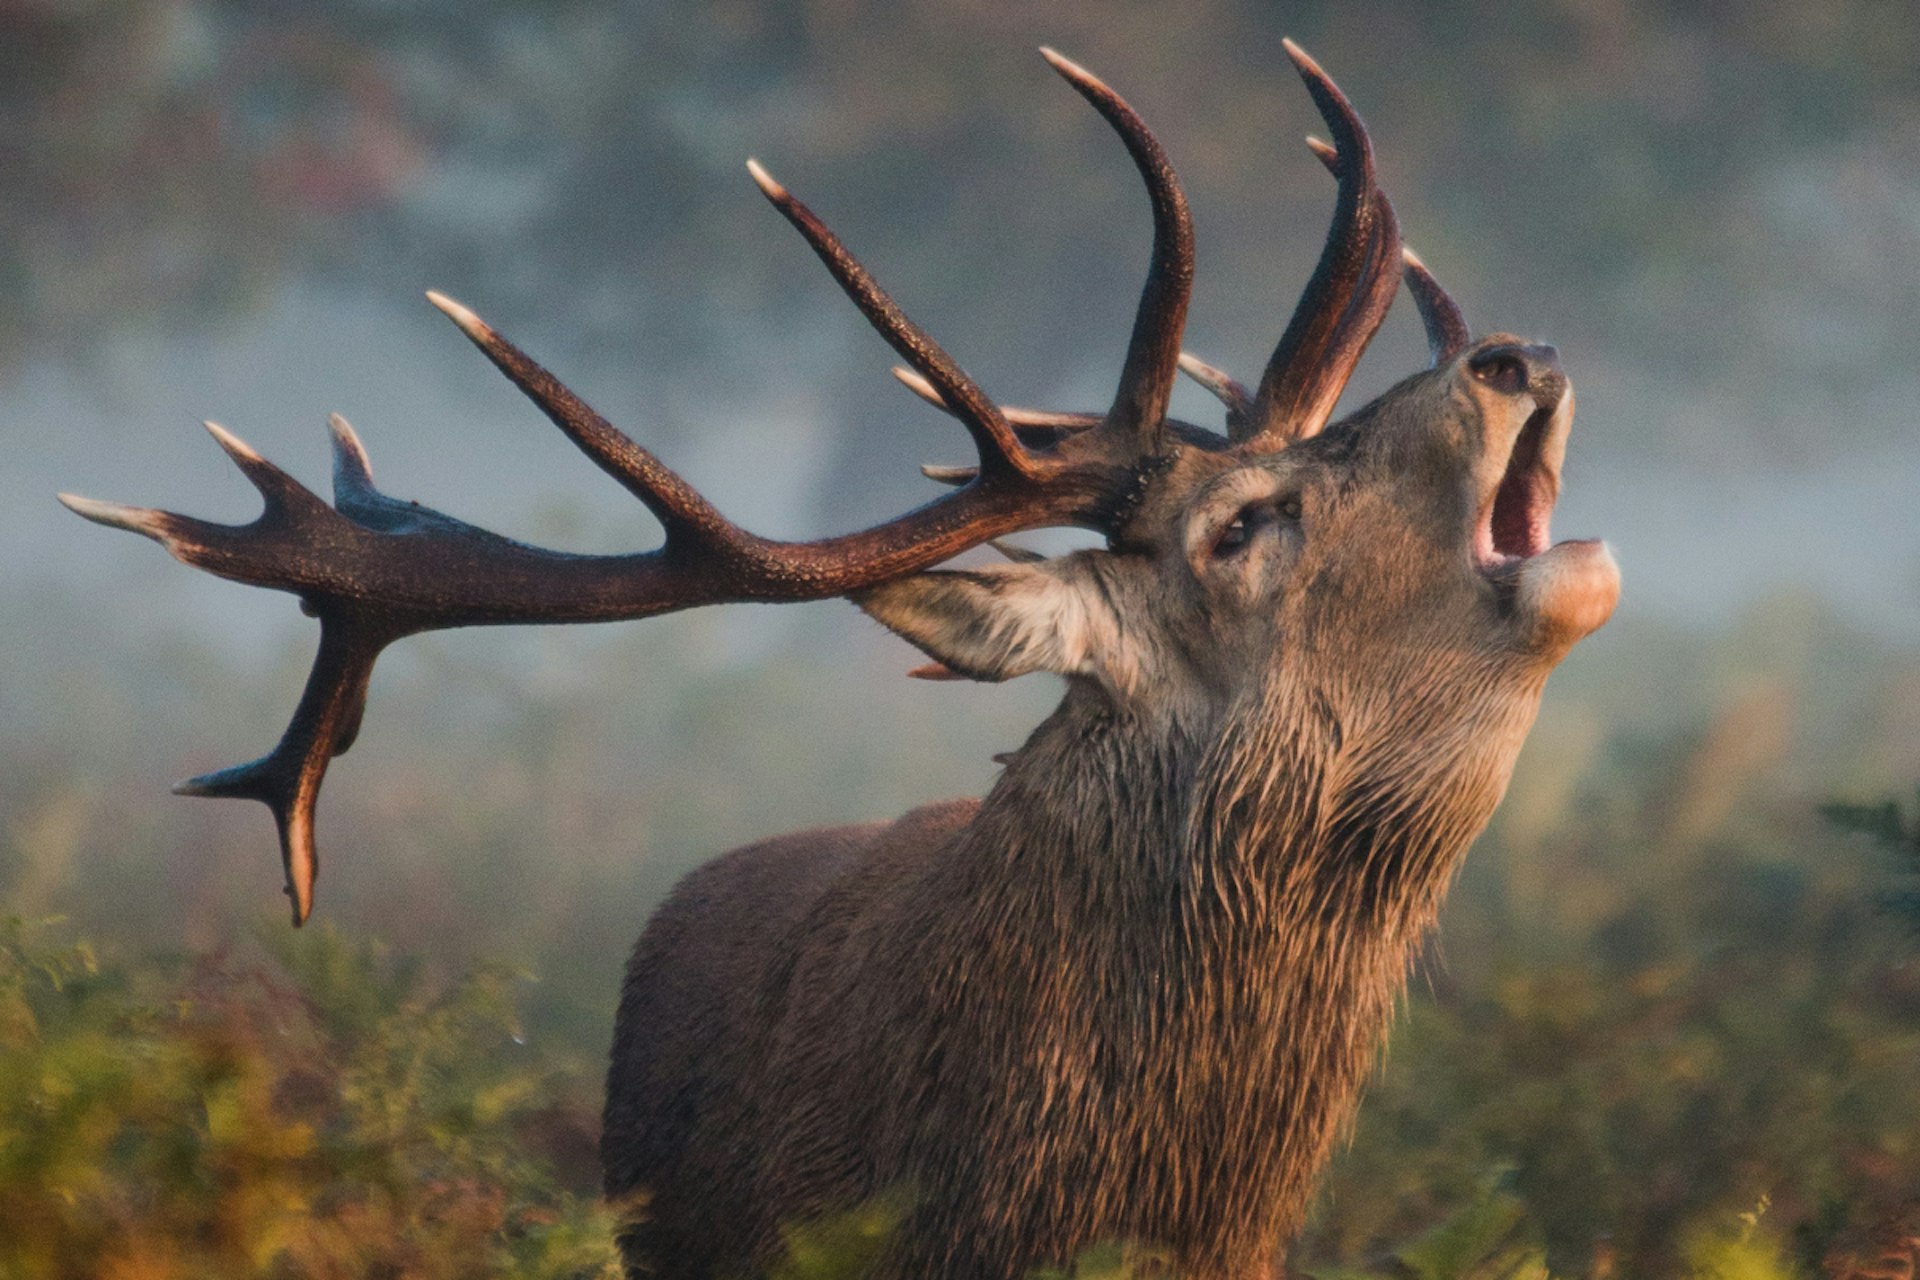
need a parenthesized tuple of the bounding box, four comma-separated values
(425, 289, 489, 340)
(745, 158, 787, 201)
(201, 419, 263, 464)
(57, 492, 167, 538)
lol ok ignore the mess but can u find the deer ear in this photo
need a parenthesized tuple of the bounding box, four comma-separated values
(853, 560, 1127, 686)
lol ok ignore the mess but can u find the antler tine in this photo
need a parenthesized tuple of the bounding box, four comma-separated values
(889, 365, 1104, 435)
(329, 412, 378, 503)
(426, 292, 751, 559)
(1304, 140, 1471, 368)
(920, 463, 978, 487)
(173, 613, 396, 925)
(202, 421, 337, 522)
(1399, 248, 1471, 366)
(747, 161, 1041, 483)
(1040, 47, 1194, 453)
(1240, 41, 1403, 450)
(58, 491, 199, 545)
(1302, 134, 1339, 169)
(1177, 352, 1254, 423)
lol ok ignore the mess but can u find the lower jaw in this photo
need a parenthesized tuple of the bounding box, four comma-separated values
(1510, 539, 1620, 652)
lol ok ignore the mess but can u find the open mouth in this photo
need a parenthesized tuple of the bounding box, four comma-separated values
(1474, 406, 1558, 571)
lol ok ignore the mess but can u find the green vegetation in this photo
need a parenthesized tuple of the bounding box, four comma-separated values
(5, 595, 1918, 1277)
(0, 916, 624, 1280)
(1819, 795, 1920, 936)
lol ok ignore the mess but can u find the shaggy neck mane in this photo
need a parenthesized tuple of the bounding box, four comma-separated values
(902, 668, 1540, 1269)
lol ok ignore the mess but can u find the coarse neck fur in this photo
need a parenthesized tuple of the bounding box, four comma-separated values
(876, 658, 1546, 1277)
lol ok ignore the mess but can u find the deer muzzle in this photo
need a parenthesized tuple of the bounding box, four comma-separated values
(1466, 356, 1618, 652)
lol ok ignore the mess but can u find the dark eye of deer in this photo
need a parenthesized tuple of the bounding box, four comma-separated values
(1214, 503, 1277, 557)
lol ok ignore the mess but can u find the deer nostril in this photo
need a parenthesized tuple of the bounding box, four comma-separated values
(1468, 343, 1565, 408)
(1468, 349, 1529, 395)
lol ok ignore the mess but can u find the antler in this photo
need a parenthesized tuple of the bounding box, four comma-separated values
(59, 50, 1190, 926)
(1178, 60, 1471, 433)
(1302, 135, 1471, 367)
(1239, 40, 1404, 449)
(1398, 248, 1470, 366)
(1039, 47, 1194, 452)
(61, 43, 1443, 925)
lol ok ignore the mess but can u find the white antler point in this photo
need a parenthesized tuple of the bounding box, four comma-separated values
(328, 413, 375, 485)
(57, 492, 165, 538)
(745, 158, 786, 200)
(425, 290, 488, 341)
(891, 366, 945, 407)
(202, 419, 262, 464)
(1038, 46, 1107, 93)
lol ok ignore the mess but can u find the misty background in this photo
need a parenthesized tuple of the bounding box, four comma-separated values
(4, 2, 1920, 1274)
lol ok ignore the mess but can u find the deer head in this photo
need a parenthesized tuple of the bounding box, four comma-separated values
(862, 338, 1613, 720)
(856, 60, 1614, 865)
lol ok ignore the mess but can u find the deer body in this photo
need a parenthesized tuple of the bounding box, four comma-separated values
(614, 729, 1543, 1274)
(65, 40, 1617, 1280)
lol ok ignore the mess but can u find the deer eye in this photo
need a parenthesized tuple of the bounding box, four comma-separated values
(1215, 518, 1251, 555)
(1213, 501, 1286, 558)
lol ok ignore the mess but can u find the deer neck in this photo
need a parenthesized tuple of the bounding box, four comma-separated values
(939, 666, 1544, 1247)
(972, 668, 1540, 938)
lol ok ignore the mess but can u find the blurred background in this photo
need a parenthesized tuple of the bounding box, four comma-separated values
(3, 1, 1918, 1276)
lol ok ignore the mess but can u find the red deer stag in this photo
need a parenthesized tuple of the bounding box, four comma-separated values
(62, 42, 1618, 1280)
